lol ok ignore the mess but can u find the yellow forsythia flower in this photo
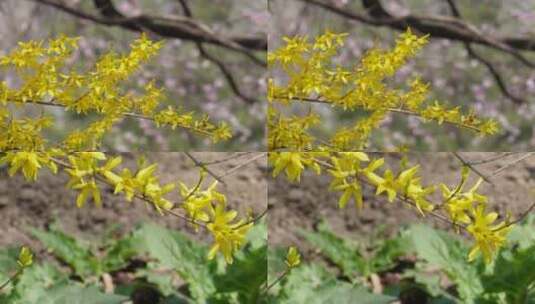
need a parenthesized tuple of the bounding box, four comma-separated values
(269, 152, 322, 182)
(467, 205, 511, 263)
(285, 246, 301, 268)
(206, 201, 252, 264)
(0, 151, 58, 182)
(179, 180, 226, 225)
(17, 246, 33, 268)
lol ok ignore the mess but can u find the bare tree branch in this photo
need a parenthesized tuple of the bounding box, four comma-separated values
(452, 152, 493, 185)
(445, 0, 525, 104)
(299, 0, 535, 69)
(178, 0, 259, 104)
(28, 0, 266, 66)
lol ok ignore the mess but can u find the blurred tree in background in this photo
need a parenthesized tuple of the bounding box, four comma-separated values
(1, 0, 267, 150)
(269, 0, 535, 151)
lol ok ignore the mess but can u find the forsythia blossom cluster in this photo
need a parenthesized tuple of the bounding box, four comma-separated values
(0, 34, 231, 151)
(0, 151, 251, 264)
(268, 29, 499, 150)
(179, 172, 253, 264)
(270, 152, 512, 263)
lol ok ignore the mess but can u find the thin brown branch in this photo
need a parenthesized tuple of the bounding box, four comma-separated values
(5, 98, 214, 137)
(236, 207, 268, 229)
(273, 95, 483, 133)
(185, 152, 226, 185)
(488, 152, 535, 179)
(196, 43, 259, 104)
(452, 152, 493, 185)
(50, 156, 207, 227)
(313, 156, 468, 231)
(261, 268, 291, 298)
(195, 152, 254, 166)
(216, 153, 266, 180)
(460, 152, 519, 166)
(0, 269, 22, 291)
(505, 201, 535, 227)
(444, 0, 525, 104)
(176, 0, 259, 104)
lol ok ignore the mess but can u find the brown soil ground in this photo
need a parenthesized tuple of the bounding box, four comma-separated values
(0, 152, 268, 252)
(268, 152, 535, 257)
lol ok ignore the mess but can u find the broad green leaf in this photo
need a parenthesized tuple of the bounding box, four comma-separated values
(30, 284, 127, 304)
(213, 245, 267, 303)
(300, 221, 367, 277)
(267, 247, 286, 278)
(278, 264, 395, 304)
(407, 224, 483, 303)
(8, 262, 69, 303)
(31, 227, 100, 277)
(0, 247, 20, 293)
(482, 245, 535, 303)
(135, 265, 176, 296)
(370, 235, 411, 273)
(403, 269, 444, 298)
(132, 222, 216, 303)
(278, 263, 336, 302)
(304, 282, 395, 304)
(507, 214, 535, 249)
(102, 235, 137, 273)
(246, 221, 267, 250)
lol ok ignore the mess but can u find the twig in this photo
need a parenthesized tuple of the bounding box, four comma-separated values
(488, 152, 535, 179)
(452, 152, 493, 184)
(0, 269, 22, 291)
(299, 0, 535, 70)
(236, 207, 268, 229)
(462, 152, 518, 165)
(504, 201, 535, 228)
(216, 153, 266, 180)
(260, 268, 290, 299)
(28, 0, 266, 63)
(6, 98, 214, 137)
(185, 152, 226, 184)
(444, 0, 525, 104)
(272, 95, 483, 133)
(50, 156, 207, 227)
(178, 0, 260, 104)
(314, 156, 468, 230)
(196, 152, 254, 166)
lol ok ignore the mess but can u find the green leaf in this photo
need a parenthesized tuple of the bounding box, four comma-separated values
(278, 264, 395, 304)
(102, 235, 137, 273)
(304, 282, 395, 304)
(406, 224, 483, 303)
(246, 221, 267, 250)
(370, 235, 411, 273)
(507, 214, 535, 249)
(0, 247, 20, 292)
(31, 226, 100, 278)
(2, 261, 121, 304)
(277, 263, 335, 302)
(135, 265, 177, 297)
(9, 262, 69, 303)
(31, 284, 127, 304)
(213, 244, 267, 303)
(482, 245, 535, 303)
(300, 221, 367, 277)
(132, 222, 216, 302)
(267, 247, 286, 278)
